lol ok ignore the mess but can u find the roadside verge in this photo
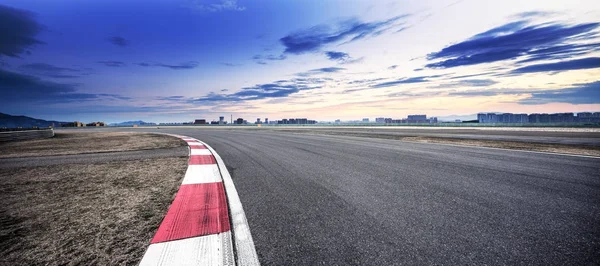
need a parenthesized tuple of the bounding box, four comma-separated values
(139, 135, 259, 266)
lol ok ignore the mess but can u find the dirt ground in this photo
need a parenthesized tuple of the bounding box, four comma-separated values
(0, 157, 187, 265)
(0, 132, 185, 158)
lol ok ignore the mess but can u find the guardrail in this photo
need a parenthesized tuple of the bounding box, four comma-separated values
(0, 128, 55, 142)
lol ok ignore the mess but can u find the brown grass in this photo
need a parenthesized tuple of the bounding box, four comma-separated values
(0, 157, 187, 265)
(0, 132, 186, 158)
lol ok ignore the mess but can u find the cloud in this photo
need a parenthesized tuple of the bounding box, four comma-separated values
(98, 61, 126, 67)
(156, 61, 198, 70)
(280, 15, 408, 54)
(296, 67, 345, 77)
(520, 81, 600, 104)
(221, 62, 241, 67)
(325, 51, 349, 61)
(444, 80, 600, 105)
(251, 54, 286, 64)
(388, 65, 398, 69)
(0, 68, 126, 104)
(371, 75, 444, 88)
(185, 0, 245, 12)
(324, 51, 363, 64)
(431, 79, 499, 88)
(136, 61, 199, 70)
(20, 63, 85, 78)
(107, 36, 129, 47)
(0, 4, 44, 57)
(511, 57, 600, 74)
(194, 79, 323, 102)
(425, 20, 600, 68)
(513, 11, 560, 19)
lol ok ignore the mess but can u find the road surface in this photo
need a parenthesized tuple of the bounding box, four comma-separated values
(82, 128, 600, 265)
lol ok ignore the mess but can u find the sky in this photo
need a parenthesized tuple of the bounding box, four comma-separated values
(1, 0, 599, 123)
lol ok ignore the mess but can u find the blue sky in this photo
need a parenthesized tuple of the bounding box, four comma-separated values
(0, 0, 599, 123)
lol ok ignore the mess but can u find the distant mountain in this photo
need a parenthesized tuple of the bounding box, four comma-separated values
(109, 120, 157, 126)
(0, 112, 67, 128)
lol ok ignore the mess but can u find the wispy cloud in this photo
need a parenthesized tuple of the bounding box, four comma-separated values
(20, 63, 88, 78)
(520, 81, 600, 104)
(445, 80, 600, 105)
(425, 19, 600, 69)
(107, 36, 129, 47)
(185, 0, 245, 12)
(194, 79, 321, 102)
(324, 51, 363, 64)
(295, 67, 346, 77)
(0, 68, 126, 104)
(0, 4, 44, 57)
(98, 61, 126, 67)
(280, 15, 408, 54)
(371, 75, 445, 88)
(251, 54, 286, 65)
(136, 61, 199, 70)
(511, 57, 600, 74)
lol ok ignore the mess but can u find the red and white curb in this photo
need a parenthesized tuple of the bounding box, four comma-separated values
(139, 135, 259, 266)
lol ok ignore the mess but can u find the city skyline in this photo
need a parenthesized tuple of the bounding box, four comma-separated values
(1, 0, 599, 123)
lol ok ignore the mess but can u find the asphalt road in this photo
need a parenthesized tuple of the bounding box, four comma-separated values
(116, 128, 599, 265)
(272, 127, 600, 146)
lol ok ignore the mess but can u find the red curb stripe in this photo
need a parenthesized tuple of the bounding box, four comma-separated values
(151, 183, 230, 244)
(190, 145, 208, 149)
(189, 155, 216, 165)
(185, 139, 200, 142)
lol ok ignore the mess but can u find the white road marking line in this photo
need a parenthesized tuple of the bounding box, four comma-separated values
(196, 140, 260, 266)
(139, 232, 234, 266)
(182, 165, 222, 184)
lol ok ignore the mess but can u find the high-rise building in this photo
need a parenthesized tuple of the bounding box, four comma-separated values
(219, 116, 224, 125)
(265, 118, 269, 124)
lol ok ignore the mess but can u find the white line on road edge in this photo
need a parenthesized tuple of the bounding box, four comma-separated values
(196, 140, 261, 266)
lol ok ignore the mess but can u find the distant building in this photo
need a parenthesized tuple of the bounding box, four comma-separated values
(335, 119, 341, 123)
(236, 118, 244, 124)
(478, 112, 599, 123)
(194, 119, 207, 125)
(362, 118, 369, 123)
(219, 116, 225, 125)
(256, 118, 261, 124)
(383, 115, 437, 124)
(63, 121, 86, 127)
(376, 117, 385, 123)
(265, 118, 269, 124)
(86, 122, 105, 127)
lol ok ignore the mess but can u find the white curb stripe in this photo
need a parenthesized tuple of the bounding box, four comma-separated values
(139, 231, 234, 266)
(190, 149, 213, 155)
(195, 140, 260, 266)
(182, 165, 222, 184)
(187, 142, 204, 146)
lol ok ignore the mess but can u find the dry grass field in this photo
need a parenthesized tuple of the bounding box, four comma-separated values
(0, 132, 184, 158)
(0, 133, 188, 265)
